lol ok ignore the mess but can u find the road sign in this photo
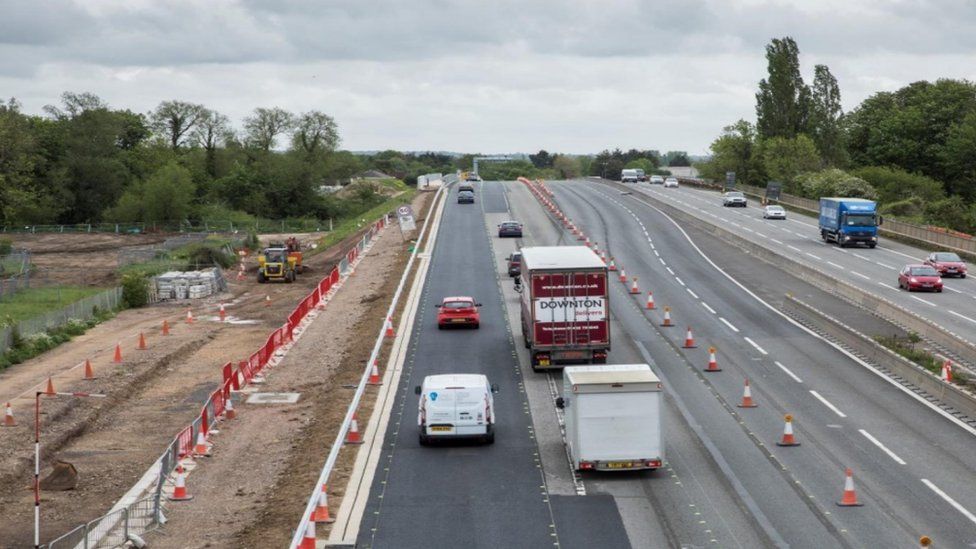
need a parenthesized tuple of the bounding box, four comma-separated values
(725, 172, 736, 190)
(397, 205, 413, 217)
(765, 181, 782, 201)
(397, 205, 416, 232)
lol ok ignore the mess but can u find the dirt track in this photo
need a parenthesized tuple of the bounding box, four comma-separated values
(0, 198, 429, 548)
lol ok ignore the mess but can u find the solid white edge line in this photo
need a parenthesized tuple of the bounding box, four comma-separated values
(809, 390, 847, 418)
(921, 479, 976, 526)
(701, 302, 717, 315)
(743, 336, 768, 355)
(719, 317, 740, 333)
(774, 361, 803, 383)
(858, 429, 906, 465)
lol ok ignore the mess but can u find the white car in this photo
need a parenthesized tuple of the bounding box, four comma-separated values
(663, 177, 679, 188)
(762, 205, 786, 219)
(416, 374, 498, 445)
(649, 175, 665, 185)
(722, 191, 747, 207)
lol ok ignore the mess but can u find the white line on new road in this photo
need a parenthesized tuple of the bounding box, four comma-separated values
(851, 271, 872, 280)
(876, 262, 895, 270)
(921, 479, 976, 526)
(827, 261, 844, 269)
(774, 361, 803, 383)
(653, 249, 660, 257)
(878, 282, 898, 290)
(878, 246, 920, 261)
(853, 253, 871, 261)
(858, 429, 906, 465)
(911, 296, 936, 306)
(787, 245, 802, 252)
(771, 238, 783, 245)
(743, 336, 768, 355)
(675, 277, 686, 287)
(686, 288, 698, 299)
(719, 317, 740, 332)
(666, 267, 675, 275)
(949, 310, 976, 324)
(701, 302, 717, 315)
(944, 286, 963, 294)
(805, 253, 822, 260)
(809, 390, 847, 418)
(755, 233, 766, 238)
(659, 258, 666, 266)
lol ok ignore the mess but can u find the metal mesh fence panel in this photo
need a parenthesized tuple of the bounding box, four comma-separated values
(1, 287, 122, 353)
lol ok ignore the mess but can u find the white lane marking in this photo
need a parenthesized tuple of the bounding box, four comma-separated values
(877, 245, 921, 261)
(878, 282, 898, 290)
(774, 361, 803, 383)
(666, 267, 675, 275)
(875, 262, 895, 270)
(743, 227, 755, 233)
(743, 336, 767, 354)
(701, 302, 717, 315)
(853, 253, 871, 261)
(675, 277, 686, 287)
(787, 245, 802, 252)
(921, 479, 976, 526)
(805, 253, 822, 260)
(949, 310, 976, 324)
(833, 248, 848, 254)
(858, 429, 906, 465)
(809, 390, 847, 418)
(911, 296, 936, 306)
(686, 288, 698, 298)
(659, 257, 666, 265)
(827, 261, 844, 269)
(944, 286, 963, 294)
(851, 271, 871, 280)
(653, 249, 660, 257)
(719, 317, 740, 332)
(755, 232, 766, 238)
(771, 238, 783, 245)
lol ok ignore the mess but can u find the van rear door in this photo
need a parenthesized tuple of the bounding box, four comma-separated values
(425, 389, 456, 434)
(451, 387, 489, 436)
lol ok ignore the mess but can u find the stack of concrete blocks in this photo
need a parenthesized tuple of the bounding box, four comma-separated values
(152, 268, 223, 301)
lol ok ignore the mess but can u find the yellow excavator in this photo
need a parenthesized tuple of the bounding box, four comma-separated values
(257, 247, 297, 283)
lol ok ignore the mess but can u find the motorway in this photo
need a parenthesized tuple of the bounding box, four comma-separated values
(355, 179, 976, 548)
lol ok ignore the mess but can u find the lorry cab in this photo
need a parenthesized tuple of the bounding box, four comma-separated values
(416, 374, 498, 445)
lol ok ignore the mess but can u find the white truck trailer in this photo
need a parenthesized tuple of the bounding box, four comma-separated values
(558, 364, 663, 471)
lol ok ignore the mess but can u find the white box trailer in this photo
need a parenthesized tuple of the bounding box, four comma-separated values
(560, 364, 663, 471)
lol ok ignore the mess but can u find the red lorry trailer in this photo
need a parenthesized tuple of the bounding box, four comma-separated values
(519, 246, 610, 370)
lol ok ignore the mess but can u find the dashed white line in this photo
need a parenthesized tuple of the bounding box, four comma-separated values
(743, 227, 755, 233)
(877, 246, 920, 261)
(875, 262, 895, 270)
(851, 271, 871, 280)
(719, 317, 740, 333)
(701, 302, 717, 315)
(653, 249, 660, 257)
(687, 289, 699, 299)
(853, 253, 871, 261)
(659, 258, 666, 266)
(675, 277, 686, 287)
(949, 310, 976, 324)
(666, 267, 675, 275)
(809, 390, 847, 418)
(944, 286, 963, 294)
(827, 261, 844, 269)
(743, 336, 767, 354)
(911, 296, 936, 306)
(921, 479, 976, 526)
(805, 253, 822, 260)
(774, 361, 803, 383)
(878, 282, 898, 290)
(787, 245, 802, 252)
(755, 233, 766, 238)
(858, 429, 906, 465)
(771, 238, 784, 245)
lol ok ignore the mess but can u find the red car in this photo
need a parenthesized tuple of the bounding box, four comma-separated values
(898, 264, 943, 292)
(436, 296, 482, 329)
(924, 252, 967, 278)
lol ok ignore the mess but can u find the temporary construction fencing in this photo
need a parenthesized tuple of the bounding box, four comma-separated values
(40, 213, 392, 549)
(288, 174, 455, 548)
(1, 287, 124, 354)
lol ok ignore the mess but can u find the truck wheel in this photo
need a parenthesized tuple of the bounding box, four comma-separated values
(821, 231, 828, 242)
(523, 332, 530, 349)
(257, 272, 266, 283)
(484, 431, 495, 445)
(868, 243, 876, 248)
(419, 432, 429, 446)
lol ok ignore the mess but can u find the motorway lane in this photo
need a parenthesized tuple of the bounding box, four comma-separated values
(629, 181, 976, 359)
(356, 182, 628, 549)
(549, 180, 976, 547)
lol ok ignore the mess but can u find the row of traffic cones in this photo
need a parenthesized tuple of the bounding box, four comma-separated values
(167, 394, 240, 502)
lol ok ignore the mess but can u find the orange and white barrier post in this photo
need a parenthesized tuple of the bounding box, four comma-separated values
(265, 295, 272, 308)
(737, 378, 758, 408)
(385, 317, 395, 338)
(705, 347, 721, 372)
(299, 521, 316, 549)
(682, 326, 697, 348)
(186, 309, 194, 324)
(776, 414, 801, 447)
(608, 257, 617, 272)
(661, 307, 673, 327)
(941, 361, 953, 382)
(646, 291, 655, 310)
(836, 468, 863, 507)
(224, 398, 236, 420)
(619, 268, 627, 284)
(219, 303, 227, 322)
(629, 277, 640, 294)
(162, 319, 170, 336)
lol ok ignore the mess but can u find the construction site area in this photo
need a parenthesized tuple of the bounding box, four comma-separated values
(0, 190, 432, 548)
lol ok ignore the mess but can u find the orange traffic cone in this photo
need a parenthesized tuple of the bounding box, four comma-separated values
(138, 332, 147, 350)
(705, 347, 722, 372)
(646, 291, 655, 310)
(630, 277, 640, 294)
(44, 377, 56, 396)
(345, 413, 364, 445)
(941, 361, 953, 382)
(186, 309, 194, 324)
(738, 379, 758, 408)
(162, 319, 170, 336)
(368, 360, 382, 386)
(577, 230, 585, 241)
(836, 468, 863, 506)
(3, 403, 16, 427)
(299, 521, 316, 549)
(777, 414, 801, 447)
(619, 268, 627, 284)
(219, 303, 226, 322)
(608, 258, 617, 272)
(313, 487, 336, 523)
(168, 465, 193, 501)
(114, 342, 124, 363)
(682, 326, 697, 348)
(193, 431, 211, 457)
(584, 237, 591, 248)
(599, 251, 607, 264)
(224, 398, 236, 420)
(661, 307, 673, 327)
(265, 295, 272, 307)
(84, 359, 97, 380)
(384, 317, 395, 338)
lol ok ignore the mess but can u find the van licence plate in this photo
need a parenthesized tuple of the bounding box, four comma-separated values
(606, 461, 634, 469)
(430, 426, 452, 432)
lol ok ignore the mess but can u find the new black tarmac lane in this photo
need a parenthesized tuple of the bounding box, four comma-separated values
(356, 182, 629, 549)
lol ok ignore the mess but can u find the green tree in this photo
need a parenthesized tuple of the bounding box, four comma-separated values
(762, 135, 820, 188)
(942, 110, 976, 200)
(625, 158, 655, 174)
(552, 155, 581, 179)
(322, 151, 363, 183)
(244, 107, 294, 151)
(756, 37, 811, 139)
(292, 110, 339, 158)
(107, 162, 196, 223)
(664, 151, 691, 167)
(150, 100, 205, 150)
(529, 150, 553, 168)
(192, 108, 231, 178)
(698, 120, 764, 185)
(850, 166, 944, 204)
(808, 65, 846, 166)
(795, 169, 877, 200)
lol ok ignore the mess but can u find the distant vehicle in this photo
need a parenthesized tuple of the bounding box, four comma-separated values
(557, 364, 663, 471)
(722, 191, 747, 207)
(649, 175, 664, 184)
(457, 190, 475, 204)
(458, 182, 475, 192)
(620, 169, 640, 183)
(925, 252, 967, 278)
(436, 296, 482, 329)
(519, 246, 609, 370)
(635, 168, 648, 182)
(898, 264, 943, 292)
(465, 173, 482, 182)
(507, 251, 522, 277)
(498, 221, 523, 238)
(416, 374, 498, 445)
(819, 197, 880, 248)
(663, 177, 679, 188)
(762, 205, 787, 219)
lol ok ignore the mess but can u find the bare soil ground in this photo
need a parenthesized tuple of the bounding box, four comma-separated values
(0, 199, 428, 548)
(8, 232, 170, 286)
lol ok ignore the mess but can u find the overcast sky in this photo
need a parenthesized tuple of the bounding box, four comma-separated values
(2, 0, 975, 155)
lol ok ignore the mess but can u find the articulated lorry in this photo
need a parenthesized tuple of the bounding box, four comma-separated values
(519, 246, 610, 370)
(818, 197, 881, 248)
(558, 364, 663, 471)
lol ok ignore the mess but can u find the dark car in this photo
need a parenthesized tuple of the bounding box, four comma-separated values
(459, 182, 475, 192)
(898, 264, 943, 292)
(924, 252, 967, 278)
(507, 251, 522, 277)
(466, 173, 482, 182)
(458, 190, 475, 204)
(498, 221, 523, 238)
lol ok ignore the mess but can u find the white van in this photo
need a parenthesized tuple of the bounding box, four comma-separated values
(416, 374, 498, 445)
(620, 169, 640, 183)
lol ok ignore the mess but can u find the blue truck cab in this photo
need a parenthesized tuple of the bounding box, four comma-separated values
(819, 197, 880, 248)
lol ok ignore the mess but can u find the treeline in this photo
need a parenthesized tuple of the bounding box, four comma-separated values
(698, 37, 976, 232)
(0, 93, 457, 227)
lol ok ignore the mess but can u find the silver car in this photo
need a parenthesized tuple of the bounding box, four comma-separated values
(722, 191, 747, 207)
(649, 175, 665, 185)
(762, 205, 786, 219)
(663, 177, 679, 188)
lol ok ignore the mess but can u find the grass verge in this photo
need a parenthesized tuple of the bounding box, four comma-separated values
(310, 189, 417, 255)
(874, 333, 972, 388)
(0, 307, 117, 370)
(0, 287, 104, 325)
